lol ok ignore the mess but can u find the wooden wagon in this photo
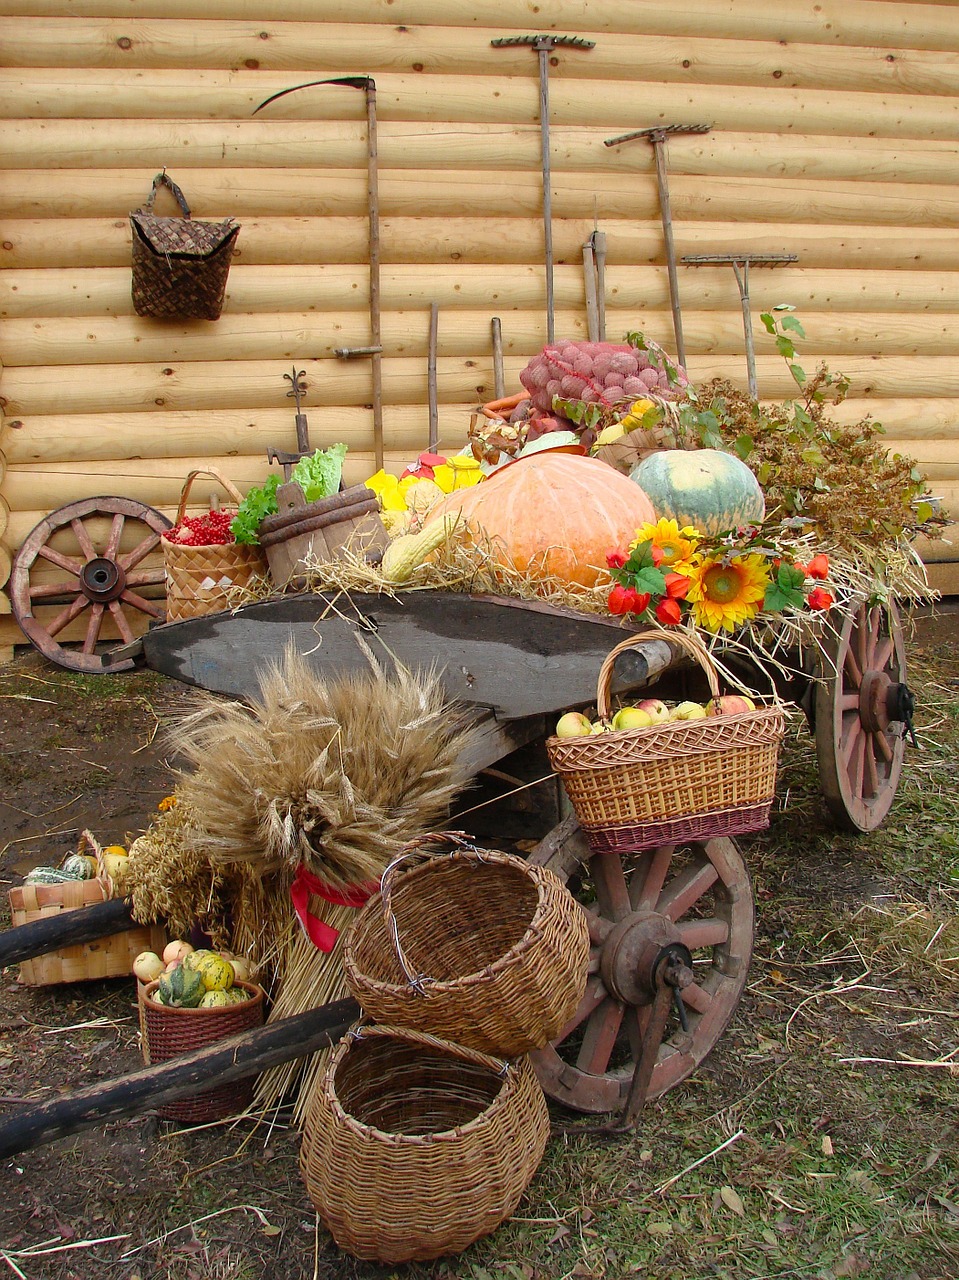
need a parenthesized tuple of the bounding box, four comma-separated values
(4, 511, 916, 1144)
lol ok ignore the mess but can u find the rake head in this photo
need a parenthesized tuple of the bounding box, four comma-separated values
(491, 34, 596, 50)
(605, 123, 712, 147)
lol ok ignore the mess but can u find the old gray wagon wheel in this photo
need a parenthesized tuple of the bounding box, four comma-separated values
(10, 497, 172, 674)
(532, 837, 753, 1113)
(815, 600, 911, 832)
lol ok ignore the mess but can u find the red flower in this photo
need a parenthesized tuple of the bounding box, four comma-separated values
(608, 585, 651, 616)
(650, 544, 665, 567)
(806, 554, 830, 580)
(606, 550, 628, 569)
(664, 572, 690, 600)
(807, 587, 834, 611)
(655, 597, 683, 625)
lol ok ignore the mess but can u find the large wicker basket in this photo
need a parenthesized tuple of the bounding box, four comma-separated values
(547, 629, 787, 854)
(162, 468, 266, 622)
(139, 979, 265, 1124)
(8, 831, 166, 987)
(343, 833, 589, 1057)
(300, 1023, 549, 1264)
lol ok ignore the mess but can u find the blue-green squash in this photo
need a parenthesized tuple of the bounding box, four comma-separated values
(630, 449, 765, 536)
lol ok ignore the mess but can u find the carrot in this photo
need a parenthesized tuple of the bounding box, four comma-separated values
(481, 391, 529, 420)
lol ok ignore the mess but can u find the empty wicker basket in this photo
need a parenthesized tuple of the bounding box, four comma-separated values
(300, 1023, 549, 1263)
(343, 833, 589, 1057)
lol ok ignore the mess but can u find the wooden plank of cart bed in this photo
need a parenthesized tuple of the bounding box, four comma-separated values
(139, 591, 674, 720)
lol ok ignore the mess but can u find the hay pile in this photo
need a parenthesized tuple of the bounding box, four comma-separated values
(126, 644, 484, 1121)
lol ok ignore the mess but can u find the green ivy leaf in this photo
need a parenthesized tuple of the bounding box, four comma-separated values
(632, 566, 668, 596)
(780, 315, 806, 338)
(915, 501, 935, 524)
(789, 363, 806, 385)
(733, 433, 754, 460)
(772, 303, 797, 312)
(760, 312, 777, 335)
(775, 335, 796, 359)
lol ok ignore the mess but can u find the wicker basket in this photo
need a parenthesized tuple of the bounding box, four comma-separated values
(547, 629, 787, 854)
(139, 979, 265, 1124)
(343, 833, 589, 1056)
(8, 831, 166, 987)
(162, 468, 267, 622)
(300, 1023, 549, 1263)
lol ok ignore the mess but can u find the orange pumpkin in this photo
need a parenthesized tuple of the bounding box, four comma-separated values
(424, 452, 656, 588)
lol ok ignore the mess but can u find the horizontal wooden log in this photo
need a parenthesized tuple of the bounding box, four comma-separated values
(5, 354, 959, 421)
(5, 308, 959, 368)
(2, 452, 409, 514)
(10, 398, 956, 470)
(7, 262, 959, 320)
(0, 997, 361, 1159)
(0, 0, 956, 54)
(3, 405, 467, 465)
(4, 166, 959, 230)
(2, 119, 957, 185)
(5, 18, 959, 99)
(0, 896, 136, 966)
(6, 216, 959, 273)
(4, 73, 959, 145)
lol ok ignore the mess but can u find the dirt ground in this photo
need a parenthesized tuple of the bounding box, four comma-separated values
(0, 608, 957, 1280)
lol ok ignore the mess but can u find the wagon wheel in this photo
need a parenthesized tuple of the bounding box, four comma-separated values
(532, 837, 753, 1114)
(10, 497, 172, 674)
(815, 600, 911, 832)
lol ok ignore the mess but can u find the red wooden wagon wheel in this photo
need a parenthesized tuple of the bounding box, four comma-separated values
(815, 600, 912, 832)
(532, 837, 753, 1113)
(10, 497, 172, 674)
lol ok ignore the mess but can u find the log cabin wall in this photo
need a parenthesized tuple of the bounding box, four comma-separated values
(1, 0, 958, 659)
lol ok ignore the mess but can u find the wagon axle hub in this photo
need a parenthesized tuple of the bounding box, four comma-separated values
(600, 910, 694, 1006)
(859, 669, 915, 739)
(79, 556, 126, 603)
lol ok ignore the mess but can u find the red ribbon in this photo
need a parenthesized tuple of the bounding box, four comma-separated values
(290, 864, 378, 952)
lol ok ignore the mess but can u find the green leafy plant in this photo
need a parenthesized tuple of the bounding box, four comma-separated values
(230, 444, 348, 545)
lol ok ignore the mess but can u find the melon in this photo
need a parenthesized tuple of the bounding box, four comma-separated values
(630, 449, 765, 536)
(424, 452, 656, 588)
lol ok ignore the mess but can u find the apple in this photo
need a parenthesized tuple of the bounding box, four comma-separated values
(591, 720, 611, 734)
(162, 938, 195, 966)
(555, 711, 593, 739)
(707, 695, 756, 716)
(636, 698, 670, 724)
(611, 706, 654, 731)
(670, 701, 708, 721)
(132, 951, 164, 983)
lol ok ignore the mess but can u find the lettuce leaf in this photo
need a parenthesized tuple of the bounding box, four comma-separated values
(291, 442, 348, 502)
(230, 474, 280, 545)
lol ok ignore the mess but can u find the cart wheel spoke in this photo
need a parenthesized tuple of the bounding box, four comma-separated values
(36, 545, 83, 576)
(815, 600, 908, 831)
(47, 592, 91, 638)
(677, 916, 729, 949)
(576, 998, 625, 1075)
(532, 836, 753, 1114)
(10, 497, 173, 673)
(592, 851, 631, 922)
(81, 603, 105, 654)
(631, 844, 674, 911)
(657, 852, 719, 921)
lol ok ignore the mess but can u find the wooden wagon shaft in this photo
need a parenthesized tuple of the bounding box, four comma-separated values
(0, 998, 361, 1161)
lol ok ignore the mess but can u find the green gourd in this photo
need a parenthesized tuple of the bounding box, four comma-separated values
(630, 449, 765, 536)
(157, 963, 205, 1009)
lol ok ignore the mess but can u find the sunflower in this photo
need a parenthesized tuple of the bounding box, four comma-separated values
(630, 518, 700, 572)
(686, 553, 770, 633)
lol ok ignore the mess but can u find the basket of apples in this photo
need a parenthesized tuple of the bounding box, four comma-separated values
(546, 629, 787, 854)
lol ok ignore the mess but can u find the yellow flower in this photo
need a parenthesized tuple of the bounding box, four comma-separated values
(686, 553, 770, 633)
(630, 518, 701, 571)
(157, 794, 178, 812)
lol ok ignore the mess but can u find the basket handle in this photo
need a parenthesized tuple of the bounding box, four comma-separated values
(143, 170, 192, 218)
(595, 627, 722, 720)
(379, 831, 489, 993)
(73, 828, 116, 899)
(175, 467, 245, 525)
(347, 1022, 514, 1077)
